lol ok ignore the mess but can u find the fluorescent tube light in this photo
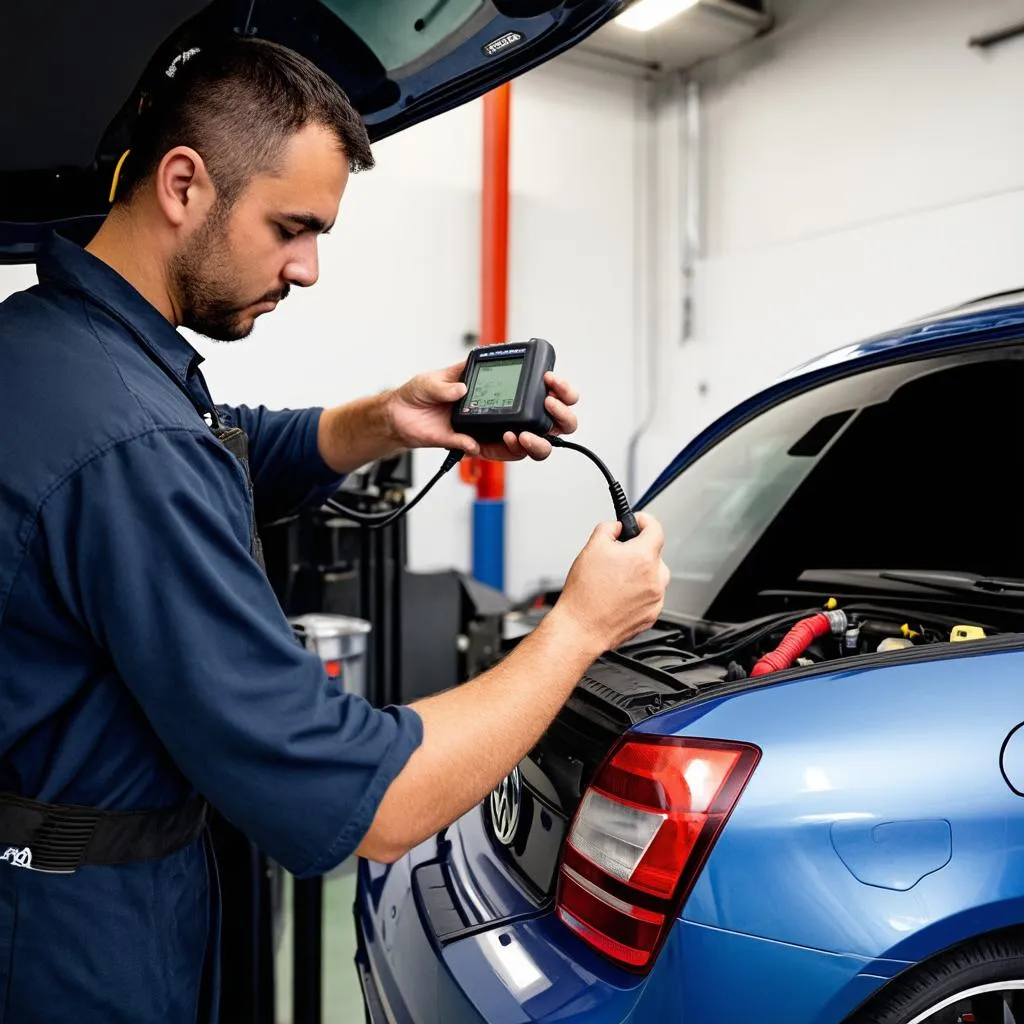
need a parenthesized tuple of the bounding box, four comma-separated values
(615, 0, 701, 32)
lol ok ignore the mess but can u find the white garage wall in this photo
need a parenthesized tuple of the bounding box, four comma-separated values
(0, 60, 649, 601)
(192, 58, 648, 600)
(639, 0, 1024, 490)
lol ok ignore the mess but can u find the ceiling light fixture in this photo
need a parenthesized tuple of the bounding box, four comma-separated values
(614, 0, 701, 32)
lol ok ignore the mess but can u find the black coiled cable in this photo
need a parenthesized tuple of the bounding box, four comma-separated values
(323, 436, 642, 541)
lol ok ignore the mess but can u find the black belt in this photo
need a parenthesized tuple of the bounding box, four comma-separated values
(0, 793, 208, 874)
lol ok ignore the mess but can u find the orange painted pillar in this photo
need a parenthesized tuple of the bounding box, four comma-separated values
(464, 83, 511, 587)
(478, 82, 511, 500)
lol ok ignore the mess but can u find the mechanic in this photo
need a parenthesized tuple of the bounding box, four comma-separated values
(0, 35, 668, 1024)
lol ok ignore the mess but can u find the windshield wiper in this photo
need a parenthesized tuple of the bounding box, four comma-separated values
(799, 568, 1024, 599)
(975, 577, 1024, 592)
(879, 570, 1024, 594)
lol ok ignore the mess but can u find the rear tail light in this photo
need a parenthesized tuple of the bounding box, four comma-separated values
(555, 736, 760, 971)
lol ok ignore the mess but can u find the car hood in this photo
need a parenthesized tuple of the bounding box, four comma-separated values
(0, 0, 627, 262)
(639, 296, 1024, 506)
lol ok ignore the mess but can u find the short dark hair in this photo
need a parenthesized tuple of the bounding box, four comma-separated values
(116, 36, 374, 207)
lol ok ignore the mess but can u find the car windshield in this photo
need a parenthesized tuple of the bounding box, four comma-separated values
(321, 0, 485, 72)
(643, 344, 1024, 622)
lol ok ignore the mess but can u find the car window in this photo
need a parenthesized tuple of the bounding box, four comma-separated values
(645, 346, 1024, 621)
(323, 0, 486, 72)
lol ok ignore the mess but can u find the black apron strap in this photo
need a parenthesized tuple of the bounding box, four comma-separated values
(209, 424, 266, 571)
(0, 793, 208, 874)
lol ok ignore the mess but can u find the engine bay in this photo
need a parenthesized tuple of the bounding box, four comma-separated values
(620, 601, 1002, 682)
(538, 598, 1024, 742)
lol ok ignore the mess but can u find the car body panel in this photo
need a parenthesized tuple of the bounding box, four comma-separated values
(635, 647, 1024, 963)
(356, 859, 914, 1024)
(445, 799, 543, 925)
(668, 921, 910, 1024)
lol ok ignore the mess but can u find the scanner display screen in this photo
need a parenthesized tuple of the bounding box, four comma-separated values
(467, 359, 523, 409)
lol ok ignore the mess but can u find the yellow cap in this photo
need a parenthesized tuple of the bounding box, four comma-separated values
(900, 623, 920, 639)
(824, 597, 838, 611)
(950, 624, 986, 643)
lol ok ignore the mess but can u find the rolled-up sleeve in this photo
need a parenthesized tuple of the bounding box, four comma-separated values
(215, 403, 344, 524)
(41, 426, 422, 876)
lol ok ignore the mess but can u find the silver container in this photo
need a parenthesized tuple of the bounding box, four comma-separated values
(289, 613, 371, 700)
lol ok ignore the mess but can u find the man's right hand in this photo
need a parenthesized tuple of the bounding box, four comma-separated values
(552, 512, 669, 653)
(355, 511, 670, 864)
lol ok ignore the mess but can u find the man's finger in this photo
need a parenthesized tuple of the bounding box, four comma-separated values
(478, 441, 521, 462)
(545, 395, 578, 436)
(590, 520, 623, 544)
(517, 432, 553, 461)
(410, 371, 466, 406)
(544, 372, 580, 406)
(502, 432, 526, 460)
(633, 513, 665, 551)
(439, 360, 468, 383)
(451, 434, 481, 456)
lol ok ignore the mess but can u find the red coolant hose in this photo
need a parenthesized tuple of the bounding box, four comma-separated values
(750, 611, 847, 677)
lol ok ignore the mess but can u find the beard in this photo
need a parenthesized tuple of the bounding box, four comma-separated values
(171, 206, 288, 342)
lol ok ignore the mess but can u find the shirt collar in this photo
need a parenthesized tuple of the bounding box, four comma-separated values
(37, 232, 204, 385)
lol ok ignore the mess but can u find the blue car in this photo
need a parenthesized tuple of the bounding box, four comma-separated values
(355, 293, 1024, 1024)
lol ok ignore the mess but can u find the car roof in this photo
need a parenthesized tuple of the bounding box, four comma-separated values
(640, 289, 1024, 506)
(777, 289, 1024, 382)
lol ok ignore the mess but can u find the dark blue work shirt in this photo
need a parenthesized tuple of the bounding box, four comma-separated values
(0, 235, 423, 1022)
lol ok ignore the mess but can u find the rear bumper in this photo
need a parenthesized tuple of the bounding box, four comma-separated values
(354, 853, 644, 1023)
(353, 843, 901, 1024)
(355, 950, 390, 1024)
(354, 847, 488, 1024)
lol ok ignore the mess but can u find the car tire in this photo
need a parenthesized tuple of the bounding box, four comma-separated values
(847, 933, 1024, 1024)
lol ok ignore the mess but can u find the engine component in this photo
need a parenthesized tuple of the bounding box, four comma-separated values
(750, 610, 848, 677)
(877, 637, 914, 653)
(951, 624, 987, 642)
(844, 623, 861, 654)
(612, 605, 1000, 692)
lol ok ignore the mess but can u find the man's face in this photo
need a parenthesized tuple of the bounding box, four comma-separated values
(172, 123, 349, 341)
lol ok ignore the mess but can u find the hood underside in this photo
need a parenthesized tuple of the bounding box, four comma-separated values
(0, 0, 625, 261)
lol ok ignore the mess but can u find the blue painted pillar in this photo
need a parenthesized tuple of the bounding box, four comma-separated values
(473, 499, 506, 592)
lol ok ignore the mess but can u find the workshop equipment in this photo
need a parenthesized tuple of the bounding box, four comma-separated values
(291, 613, 371, 700)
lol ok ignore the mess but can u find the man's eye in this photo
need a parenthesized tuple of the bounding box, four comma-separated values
(278, 225, 299, 241)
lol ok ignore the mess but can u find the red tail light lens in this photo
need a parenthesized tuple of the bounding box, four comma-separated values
(556, 736, 760, 972)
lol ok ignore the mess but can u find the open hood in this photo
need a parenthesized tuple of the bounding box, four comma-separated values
(0, 0, 627, 262)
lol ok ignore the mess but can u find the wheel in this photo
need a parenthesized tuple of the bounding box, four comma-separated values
(848, 934, 1024, 1024)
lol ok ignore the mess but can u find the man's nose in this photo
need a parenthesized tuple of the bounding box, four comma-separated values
(283, 241, 319, 288)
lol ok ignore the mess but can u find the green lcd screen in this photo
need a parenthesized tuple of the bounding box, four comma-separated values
(468, 359, 523, 410)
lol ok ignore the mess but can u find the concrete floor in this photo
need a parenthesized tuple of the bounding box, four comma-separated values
(275, 862, 365, 1024)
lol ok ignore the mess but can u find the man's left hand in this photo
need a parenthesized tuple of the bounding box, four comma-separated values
(385, 361, 579, 461)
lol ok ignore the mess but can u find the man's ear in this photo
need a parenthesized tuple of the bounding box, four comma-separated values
(154, 146, 215, 228)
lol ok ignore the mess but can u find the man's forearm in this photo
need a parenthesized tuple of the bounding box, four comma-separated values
(316, 392, 403, 474)
(355, 607, 604, 863)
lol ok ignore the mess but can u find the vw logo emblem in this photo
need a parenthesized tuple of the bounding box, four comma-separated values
(489, 767, 522, 846)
